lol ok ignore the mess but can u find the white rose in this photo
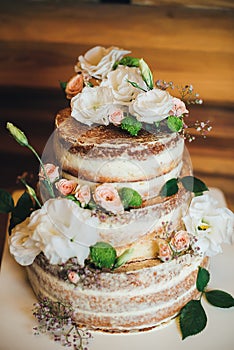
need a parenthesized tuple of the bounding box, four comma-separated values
(9, 198, 99, 266)
(129, 88, 174, 124)
(9, 218, 41, 266)
(71, 86, 114, 126)
(101, 66, 147, 104)
(183, 193, 234, 257)
(76, 46, 131, 79)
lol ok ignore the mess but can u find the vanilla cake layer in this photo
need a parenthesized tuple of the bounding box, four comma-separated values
(26, 254, 208, 333)
(95, 188, 191, 259)
(54, 109, 184, 199)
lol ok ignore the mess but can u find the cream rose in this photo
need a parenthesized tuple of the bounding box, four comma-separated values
(158, 241, 173, 262)
(93, 183, 124, 214)
(101, 66, 147, 104)
(170, 230, 190, 253)
(65, 74, 84, 99)
(9, 198, 99, 266)
(183, 193, 234, 257)
(39, 163, 59, 183)
(55, 179, 78, 196)
(75, 185, 91, 207)
(76, 46, 131, 79)
(129, 88, 174, 124)
(108, 108, 125, 126)
(71, 86, 114, 126)
(170, 97, 189, 116)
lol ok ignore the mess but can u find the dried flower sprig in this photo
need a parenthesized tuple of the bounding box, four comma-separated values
(33, 298, 92, 349)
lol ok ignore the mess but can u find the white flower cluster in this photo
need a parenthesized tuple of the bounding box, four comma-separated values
(71, 46, 178, 126)
(9, 198, 99, 266)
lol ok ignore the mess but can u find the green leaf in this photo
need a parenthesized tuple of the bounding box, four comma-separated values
(59, 81, 67, 90)
(139, 58, 154, 90)
(118, 187, 142, 209)
(180, 176, 208, 194)
(196, 266, 210, 292)
(121, 116, 142, 136)
(9, 191, 34, 232)
(114, 248, 134, 269)
(0, 189, 14, 213)
(167, 116, 183, 132)
(90, 242, 117, 269)
(6, 122, 29, 147)
(113, 56, 140, 70)
(159, 178, 178, 197)
(179, 300, 207, 340)
(205, 290, 234, 308)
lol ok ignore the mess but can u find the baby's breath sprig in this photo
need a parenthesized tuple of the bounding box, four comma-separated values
(33, 298, 92, 349)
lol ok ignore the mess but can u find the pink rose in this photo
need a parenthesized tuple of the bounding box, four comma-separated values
(68, 271, 80, 284)
(158, 242, 173, 262)
(109, 109, 124, 126)
(75, 185, 91, 207)
(65, 74, 84, 99)
(170, 97, 189, 116)
(55, 179, 78, 196)
(170, 230, 190, 253)
(93, 183, 124, 214)
(39, 163, 59, 183)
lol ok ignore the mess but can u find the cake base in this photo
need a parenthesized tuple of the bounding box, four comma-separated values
(26, 253, 209, 333)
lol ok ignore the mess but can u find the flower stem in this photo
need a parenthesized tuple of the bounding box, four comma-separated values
(27, 144, 55, 198)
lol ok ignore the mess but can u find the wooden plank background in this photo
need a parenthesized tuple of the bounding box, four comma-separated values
(0, 0, 233, 259)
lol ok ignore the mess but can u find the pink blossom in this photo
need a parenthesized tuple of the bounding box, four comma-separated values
(170, 230, 190, 253)
(65, 73, 84, 99)
(109, 109, 124, 126)
(93, 183, 124, 214)
(39, 163, 59, 183)
(55, 179, 78, 196)
(68, 271, 80, 284)
(158, 242, 173, 262)
(75, 185, 91, 207)
(170, 97, 189, 116)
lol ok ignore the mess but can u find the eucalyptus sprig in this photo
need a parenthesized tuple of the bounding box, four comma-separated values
(179, 267, 234, 339)
(6, 122, 55, 198)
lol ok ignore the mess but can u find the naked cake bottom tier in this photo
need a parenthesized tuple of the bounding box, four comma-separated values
(26, 253, 208, 333)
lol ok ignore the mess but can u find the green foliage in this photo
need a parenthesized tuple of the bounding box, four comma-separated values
(196, 266, 210, 292)
(113, 56, 140, 70)
(180, 176, 208, 195)
(90, 242, 117, 269)
(121, 116, 142, 136)
(139, 58, 154, 90)
(0, 189, 14, 213)
(159, 178, 178, 197)
(205, 290, 234, 308)
(167, 116, 183, 132)
(118, 187, 142, 209)
(180, 300, 207, 340)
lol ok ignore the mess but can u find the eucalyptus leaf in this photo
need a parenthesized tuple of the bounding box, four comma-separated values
(159, 178, 178, 197)
(167, 116, 183, 132)
(196, 266, 210, 292)
(205, 290, 234, 308)
(180, 176, 208, 194)
(179, 300, 207, 340)
(0, 189, 14, 213)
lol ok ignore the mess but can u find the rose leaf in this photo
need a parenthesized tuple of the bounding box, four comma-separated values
(179, 299, 207, 340)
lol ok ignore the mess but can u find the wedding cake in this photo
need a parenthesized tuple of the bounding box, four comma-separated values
(6, 46, 233, 341)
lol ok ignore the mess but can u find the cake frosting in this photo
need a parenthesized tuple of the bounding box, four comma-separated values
(4, 45, 233, 344)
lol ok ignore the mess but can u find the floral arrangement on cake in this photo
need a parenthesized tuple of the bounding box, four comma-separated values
(0, 45, 234, 349)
